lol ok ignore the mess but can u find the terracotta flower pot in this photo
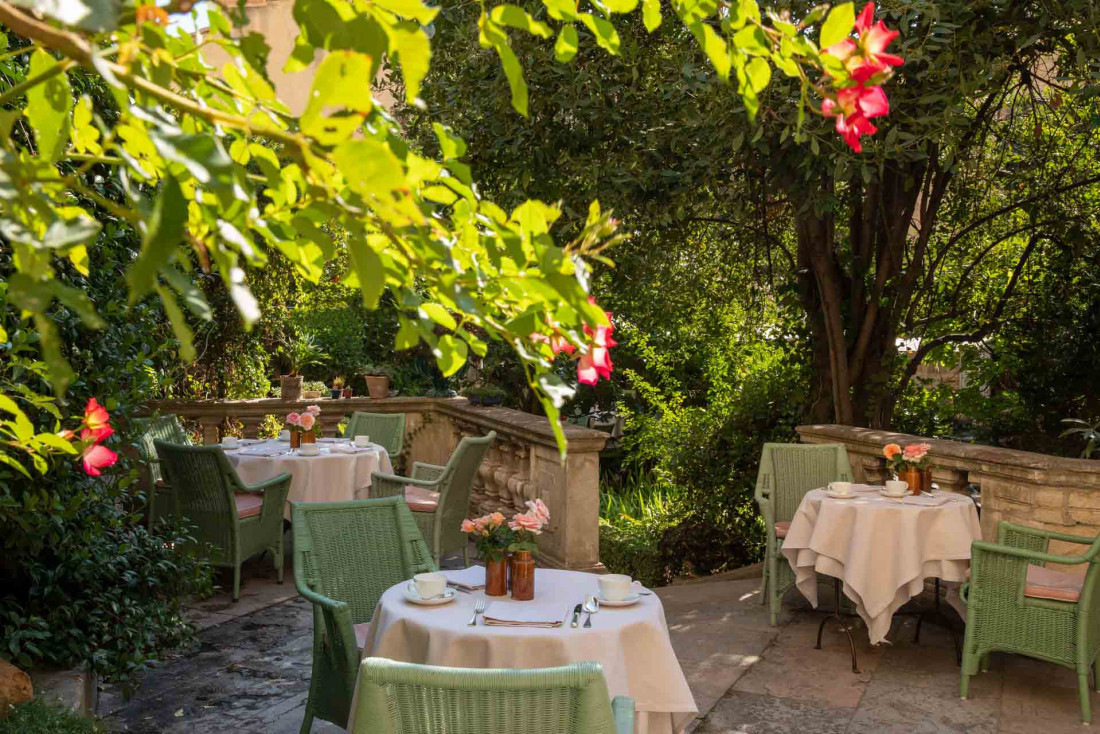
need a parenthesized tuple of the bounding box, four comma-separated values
(280, 375, 303, 401)
(365, 375, 390, 399)
(485, 558, 508, 596)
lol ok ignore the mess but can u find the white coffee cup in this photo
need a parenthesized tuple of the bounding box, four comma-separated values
(220, 436, 239, 449)
(413, 572, 447, 599)
(598, 574, 634, 602)
(354, 435, 371, 447)
(298, 443, 320, 456)
(828, 481, 853, 496)
(884, 480, 909, 496)
(278, 430, 291, 442)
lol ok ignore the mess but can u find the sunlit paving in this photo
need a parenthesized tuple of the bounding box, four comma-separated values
(2, 0, 1099, 732)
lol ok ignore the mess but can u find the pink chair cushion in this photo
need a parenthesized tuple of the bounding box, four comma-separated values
(405, 485, 440, 513)
(1024, 564, 1084, 603)
(235, 493, 264, 519)
(354, 623, 370, 650)
(774, 521, 791, 539)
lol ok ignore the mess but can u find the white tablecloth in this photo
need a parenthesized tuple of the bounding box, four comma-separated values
(781, 487, 982, 645)
(349, 568, 697, 734)
(225, 439, 392, 519)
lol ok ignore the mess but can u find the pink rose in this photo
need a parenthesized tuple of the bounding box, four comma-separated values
(299, 413, 316, 431)
(509, 512, 543, 535)
(488, 512, 505, 527)
(902, 443, 931, 461)
(306, 405, 321, 415)
(526, 499, 550, 525)
(460, 518, 477, 534)
(287, 412, 300, 426)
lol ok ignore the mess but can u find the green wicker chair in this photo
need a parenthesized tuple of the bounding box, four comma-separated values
(371, 431, 496, 566)
(351, 658, 635, 734)
(960, 521, 1100, 722)
(134, 414, 192, 529)
(344, 411, 406, 464)
(154, 441, 290, 601)
(293, 498, 437, 733)
(754, 442, 852, 626)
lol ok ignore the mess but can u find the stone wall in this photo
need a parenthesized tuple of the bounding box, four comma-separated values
(148, 397, 608, 572)
(797, 424, 1100, 558)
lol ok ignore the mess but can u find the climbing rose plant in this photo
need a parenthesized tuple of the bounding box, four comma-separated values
(1, 395, 116, 477)
(0, 0, 900, 464)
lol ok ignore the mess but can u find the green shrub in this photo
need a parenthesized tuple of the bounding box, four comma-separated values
(598, 472, 682, 587)
(0, 699, 104, 734)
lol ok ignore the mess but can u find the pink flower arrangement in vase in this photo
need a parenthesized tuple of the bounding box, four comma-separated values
(460, 500, 550, 599)
(883, 442, 933, 494)
(287, 405, 321, 446)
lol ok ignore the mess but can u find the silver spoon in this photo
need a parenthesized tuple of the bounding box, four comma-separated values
(583, 596, 599, 628)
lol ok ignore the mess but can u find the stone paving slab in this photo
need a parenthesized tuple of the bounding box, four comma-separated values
(100, 560, 1100, 734)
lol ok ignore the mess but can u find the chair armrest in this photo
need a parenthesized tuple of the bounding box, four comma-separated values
(998, 521, 1098, 549)
(410, 461, 446, 482)
(611, 696, 635, 734)
(371, 471, 438, 499)
(972, 539, 1090, 566)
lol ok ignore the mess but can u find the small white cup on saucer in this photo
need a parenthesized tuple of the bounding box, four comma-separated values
(827, 481, 853, 497)
(298, 443, 320, 457)
(220, 436, 239, 449)
(413, 572, 447, 599)
(278, 430, 291, 442)
(598, 574, 634, 601)
(883, 480, 909, 497)
(354, 435, 371, 448)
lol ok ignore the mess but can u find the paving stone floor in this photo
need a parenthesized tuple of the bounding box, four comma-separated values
(99, 544, 1100, 733)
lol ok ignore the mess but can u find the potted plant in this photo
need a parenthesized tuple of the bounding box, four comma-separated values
(330, 377, 344, 400)
(363, 364, 394, 399)
(301, 381, 326, 400)
(278, 333, 328, 401)
(883, 442, 933, 495)
(463, 385, 506, 407)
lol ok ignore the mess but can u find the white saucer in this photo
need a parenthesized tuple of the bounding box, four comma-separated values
(880, 489, 908, 499)
(824, 490, 855, 500)
(595, 593, 641, 607)
(403, 583, 457, 606)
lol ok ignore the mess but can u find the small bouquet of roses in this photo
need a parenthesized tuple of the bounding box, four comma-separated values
(508, 499, 549, 555)
(287, 405, 321, 434)
(883, 442, 932, 474)
(460, 500, 551, 559)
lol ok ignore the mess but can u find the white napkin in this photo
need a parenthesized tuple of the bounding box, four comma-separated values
(482, 602, 568, 628)
(850, 483, 883, 493)
(316, 437, 342, 443)
(900, 493, 953, 507)
(441, 566, 487, 591)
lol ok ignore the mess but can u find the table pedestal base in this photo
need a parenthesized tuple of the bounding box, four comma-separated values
(815, 577, 860, 674)
(909, 578, 962, 665)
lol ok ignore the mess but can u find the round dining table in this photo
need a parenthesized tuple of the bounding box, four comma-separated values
(224, 438, 392, 519)
(781, 485, 982, 646)
(349, 567, 698, 734)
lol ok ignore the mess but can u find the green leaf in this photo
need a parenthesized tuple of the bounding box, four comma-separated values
(432, 123, 467, 159)
(603, 0, 638, 13)
(332, 139, 406, 199)
(492, 41, 529, 116)
(155, 283, 196, 362)
(386, 22, 432, 102)
(542, 0, 577, 22)
(490, 5, 553, 38)
(579, 13, 621, 54)
(372, 0, 440, 25)
(347, 237, 385, 308)
(690, 23, 730, 81)
(554, 24, 579, 63)
(127, 175, 186, 301)
(161, 266, 212, 320)
(301, 51, 375, 141)
(745, 56, 771, 93)
(25, 49, 73, 162)
(395, 319, 419, 350)
(420, 302, 458, 331)
(732, 25, 769, 56)
(641, 0, 661, 32)
(819, 2, 855, 49)
(434, 334, 468, 377)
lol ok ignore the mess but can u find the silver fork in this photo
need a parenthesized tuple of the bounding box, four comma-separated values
(467, 597, 486, 626)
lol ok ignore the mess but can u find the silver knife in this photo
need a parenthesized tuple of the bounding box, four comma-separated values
(570, 603, 583, 628)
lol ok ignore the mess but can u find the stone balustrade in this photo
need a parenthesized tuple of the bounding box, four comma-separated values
(797, 424, 1100, 555)
(146, 397, 608, 572)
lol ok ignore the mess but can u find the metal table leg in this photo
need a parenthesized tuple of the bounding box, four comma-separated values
(912, 578, 962, 665)
(815, 577, 860, 673)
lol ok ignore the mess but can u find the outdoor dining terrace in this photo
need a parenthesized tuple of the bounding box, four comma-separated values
(36, 401, 1097, 734)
